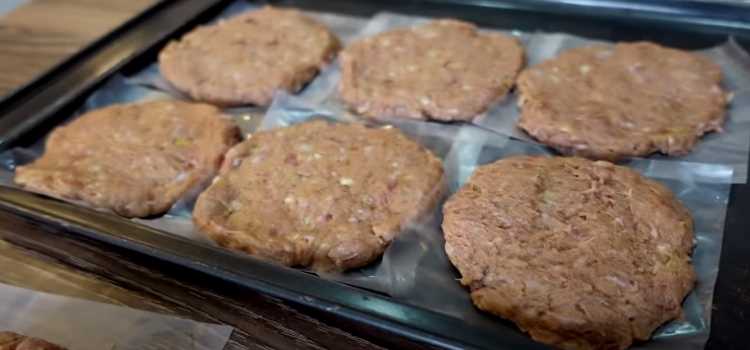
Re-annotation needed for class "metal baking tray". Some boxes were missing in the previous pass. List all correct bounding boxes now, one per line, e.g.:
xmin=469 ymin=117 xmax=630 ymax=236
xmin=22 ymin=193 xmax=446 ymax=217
xmin=0 ymin=0 xmax=749 ymax=349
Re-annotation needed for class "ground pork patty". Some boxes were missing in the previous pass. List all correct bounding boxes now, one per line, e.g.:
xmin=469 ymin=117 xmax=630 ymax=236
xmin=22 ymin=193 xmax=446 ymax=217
xmin=442 ymin=156 xmax=695 ymax=350
xmin=516 ymin=42 xmax=729 ymax=162
xmin=14 ymin=100 xmax=240 ymax=218
xmin=0 ymin=332 xmax=68 ymax=350
xmin=339 ymin=19 xmax=524 ymax=121
xmin=193 ymin=121 xmax=446 ymax=272
xmin=158 ymin=6 xmax=340 ymax=107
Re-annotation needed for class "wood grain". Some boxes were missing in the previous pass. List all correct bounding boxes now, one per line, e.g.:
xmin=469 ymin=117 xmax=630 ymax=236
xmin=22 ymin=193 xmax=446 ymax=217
xmin=0 ymin=0 xmax=160 ymax=96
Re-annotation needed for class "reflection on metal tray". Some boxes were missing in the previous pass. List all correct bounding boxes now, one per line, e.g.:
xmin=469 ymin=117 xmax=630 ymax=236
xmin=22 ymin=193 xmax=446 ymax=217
xmin=0 ymin=1 xmax=749 ymax=350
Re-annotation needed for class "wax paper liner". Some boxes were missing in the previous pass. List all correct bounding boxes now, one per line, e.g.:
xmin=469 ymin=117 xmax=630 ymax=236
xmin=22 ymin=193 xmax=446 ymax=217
xmin=474 ymin=33 xmax=750 ymax=184
xmin=384 ymin=124 xmax=729 ymax=350
xmin=0 ymin=282 xmax=232 ymax=350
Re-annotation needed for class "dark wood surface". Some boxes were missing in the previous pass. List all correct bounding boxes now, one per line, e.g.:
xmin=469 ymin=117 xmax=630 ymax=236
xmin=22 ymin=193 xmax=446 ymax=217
xmin=0 ymin=0 xmax=161 ymax=95
xmin=0 ymin=1 xmax=412 ymax=349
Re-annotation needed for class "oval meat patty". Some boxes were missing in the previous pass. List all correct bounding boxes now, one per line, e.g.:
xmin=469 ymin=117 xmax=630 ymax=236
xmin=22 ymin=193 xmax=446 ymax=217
xmin=442 ymin=156 xmax=695 ymax=350
xmin=159 ymin=6 xmax=341 ymax=107
xmin=15 ymin=100 xmax=240 ymax=218
xmin=0 ymin=332 xmax=68 ymax=350
xmin=339 ymin=19 xmax=524 ymax=121
xmin=517 ymin=42 xmax=729 ymax=161
xmin=193 ymin=121 xmax=445 ymax=272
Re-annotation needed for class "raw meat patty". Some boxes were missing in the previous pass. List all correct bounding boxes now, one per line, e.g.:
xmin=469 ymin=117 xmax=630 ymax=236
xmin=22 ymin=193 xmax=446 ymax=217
xmin=339 ymin=19 xmax=524 ymax=121
xmin=193 ymin=121 xmax=445 ymax=272
xmin=517 ymin=42 xmax=729 ymax=161
xmin=442 ymin=156 xmax=695 ymax=350
xmin=15 ymin=100 xmax=240 ymax=218
xmin=159 ymin=6 xmax=341 ymax=107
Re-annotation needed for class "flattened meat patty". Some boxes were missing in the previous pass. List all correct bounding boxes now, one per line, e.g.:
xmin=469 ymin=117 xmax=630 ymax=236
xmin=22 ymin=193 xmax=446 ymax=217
xmin=193 ymin=121 xmax=445 ymax=272
xmin=339 ymin=19 xmax=524 ymax=121
xmin=159 ymin=6 xmax=341 ymax=107
xmin=0 ymin=332 xmax=68 ymax=350
xmin=517 ymin=42 xmax=729 ymax=161
xmin=442 ymin=156 xmax=695 ymax=350
xmin=15 ymin=100 xmax=240 ymax=218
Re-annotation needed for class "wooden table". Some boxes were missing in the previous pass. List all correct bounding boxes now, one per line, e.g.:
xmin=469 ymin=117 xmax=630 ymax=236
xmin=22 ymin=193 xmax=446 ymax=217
xmin=0 ymin=0 xmax=161 ymax=95
xmin=0 ymin=1 xmax=401 ymax=349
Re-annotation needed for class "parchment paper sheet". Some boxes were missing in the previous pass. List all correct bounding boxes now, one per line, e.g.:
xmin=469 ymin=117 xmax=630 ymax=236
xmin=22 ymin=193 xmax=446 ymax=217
xmin=0 ymin=282 xmax=232 ymax=350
